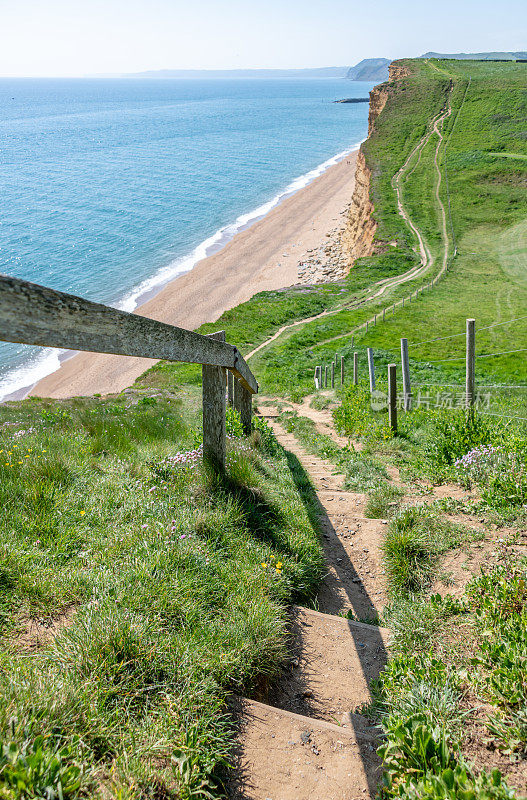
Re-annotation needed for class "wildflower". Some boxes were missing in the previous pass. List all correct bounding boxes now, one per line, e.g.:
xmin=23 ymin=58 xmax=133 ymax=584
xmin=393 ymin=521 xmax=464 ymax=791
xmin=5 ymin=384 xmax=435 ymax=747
xmin=261 ymin=562 xmax=267 ymax=568
xmin=141 ymin=524 xmax=148 ymax=529
xmin=276 ymin=562 xmax=283 ymax=569
xmin=80 ymin=510 xmax=85 ymax=516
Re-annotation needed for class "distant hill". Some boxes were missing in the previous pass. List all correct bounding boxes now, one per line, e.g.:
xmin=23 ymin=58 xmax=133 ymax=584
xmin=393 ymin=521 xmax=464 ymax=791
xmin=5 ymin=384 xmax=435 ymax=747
xmin=420 ymin=51 xmax=527 ymax=61
xmin=126 ymin=67 xmax=349 ymax=79
xmin=346 ymin=58 xmax=391 ymax=81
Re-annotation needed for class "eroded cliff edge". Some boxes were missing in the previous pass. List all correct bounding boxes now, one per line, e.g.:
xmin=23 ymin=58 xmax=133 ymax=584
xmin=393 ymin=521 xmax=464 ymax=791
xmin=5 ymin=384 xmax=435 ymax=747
xmin=339 ymin=61 xmax=408 ymax=269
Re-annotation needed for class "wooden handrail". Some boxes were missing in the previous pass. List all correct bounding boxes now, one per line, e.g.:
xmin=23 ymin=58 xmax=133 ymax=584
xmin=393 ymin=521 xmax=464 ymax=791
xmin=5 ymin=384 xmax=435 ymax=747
xmin=0 ymin=274 xmax=259 ymax=469
xmin=0 ymin=275 xmax=257 ymax=393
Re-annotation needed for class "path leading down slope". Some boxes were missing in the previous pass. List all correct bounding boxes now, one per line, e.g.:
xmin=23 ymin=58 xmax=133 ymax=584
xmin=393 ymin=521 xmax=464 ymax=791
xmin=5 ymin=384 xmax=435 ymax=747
xmin=230 ymin=407 xmax=390 ymax=800
xmin=247 ymin=84 xmax=455 ymax=363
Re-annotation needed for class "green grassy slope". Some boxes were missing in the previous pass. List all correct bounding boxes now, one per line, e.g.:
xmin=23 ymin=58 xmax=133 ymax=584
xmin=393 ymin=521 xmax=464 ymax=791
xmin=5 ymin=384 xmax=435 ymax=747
xmin=0 ymin=389 xmax=323 ymax=797
xmin=351 ymin=58 xmax=527 ymax=383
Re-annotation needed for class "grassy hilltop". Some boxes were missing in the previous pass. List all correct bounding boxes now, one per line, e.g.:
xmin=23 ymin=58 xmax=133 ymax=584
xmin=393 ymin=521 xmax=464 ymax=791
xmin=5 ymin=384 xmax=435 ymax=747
xmin=361 ymin=58 xmax=527 ymax=381
xmin=0 ymin=58 xmax=526 ymax=798
xmin=148 ymin=58 xmax=527 ymax=395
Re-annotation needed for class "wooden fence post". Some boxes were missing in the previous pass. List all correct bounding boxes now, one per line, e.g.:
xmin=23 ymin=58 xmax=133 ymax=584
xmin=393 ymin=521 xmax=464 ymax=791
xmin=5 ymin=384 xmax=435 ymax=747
xmin=227 ymin=371 xmax=234 ymax=407
xmin=324 ymin=366 xmax=328 ymax=388
xmin=353 ymin=352 xmax=358 ymax=385
xmin=400 ymin=337 xmax=412 ymax=411
xmin=233 ymin=376 xmax=252 ymax=436
xmin=374 ymin=314 xmax=377 ymax=326
xmin=388 ymin=363 xmax=397 ymax=435
xmin=331 ymin=362 xmax=335 ymax=388
xmin=203 ymin=331 xmax=226 ymax=470
xmin=466 ymin=318 xmax=475 ymax=410
xmin=367 ymin=347 xmax=376 ymax=392
xmin=340 ymin=356 xmax=344 ymax=386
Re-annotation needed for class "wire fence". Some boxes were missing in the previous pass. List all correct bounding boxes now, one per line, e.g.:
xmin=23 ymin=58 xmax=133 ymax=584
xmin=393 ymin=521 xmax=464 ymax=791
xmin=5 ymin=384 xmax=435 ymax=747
xmin=313 ymin=315 xmax=526 ymax=432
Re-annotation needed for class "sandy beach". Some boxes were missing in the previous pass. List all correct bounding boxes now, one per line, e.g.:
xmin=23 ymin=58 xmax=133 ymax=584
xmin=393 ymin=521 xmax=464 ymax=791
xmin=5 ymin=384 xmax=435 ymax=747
xmin=30 ymin=149 xmax=358 ymax=399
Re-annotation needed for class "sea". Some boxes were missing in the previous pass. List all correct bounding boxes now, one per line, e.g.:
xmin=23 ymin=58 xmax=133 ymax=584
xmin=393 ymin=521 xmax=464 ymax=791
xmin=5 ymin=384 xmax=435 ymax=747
xmin=0 ymin=77 xmax=373 ymax=399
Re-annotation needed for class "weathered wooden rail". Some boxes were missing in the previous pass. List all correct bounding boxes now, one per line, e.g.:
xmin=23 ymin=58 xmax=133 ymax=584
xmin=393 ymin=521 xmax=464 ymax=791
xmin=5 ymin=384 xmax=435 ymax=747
xmin=0 ymin=275 xmax=258 ymax=469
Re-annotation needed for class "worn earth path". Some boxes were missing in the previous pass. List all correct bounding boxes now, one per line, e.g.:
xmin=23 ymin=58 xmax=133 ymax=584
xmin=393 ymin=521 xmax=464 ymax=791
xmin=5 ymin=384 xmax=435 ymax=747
xmin=246 ymin=87 xmax=455 ymax=365
xmin=229 ymin=403 xmax=390 ymax=800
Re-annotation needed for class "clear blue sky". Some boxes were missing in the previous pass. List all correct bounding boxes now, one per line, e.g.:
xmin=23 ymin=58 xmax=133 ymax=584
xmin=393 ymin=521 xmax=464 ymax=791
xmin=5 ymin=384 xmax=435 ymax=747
xmin=1 ymin=0 xmax=525 ymax=77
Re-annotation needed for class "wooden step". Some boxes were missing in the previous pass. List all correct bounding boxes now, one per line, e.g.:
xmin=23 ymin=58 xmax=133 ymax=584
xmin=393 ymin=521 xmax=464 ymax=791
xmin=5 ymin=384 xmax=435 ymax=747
xmin=233 ymin=416 xmax=390 ymax=798
xmin=229 ymin=698 xmax=381 ymax=800
xmin=266 ymin=607 xmax=389 ymax=724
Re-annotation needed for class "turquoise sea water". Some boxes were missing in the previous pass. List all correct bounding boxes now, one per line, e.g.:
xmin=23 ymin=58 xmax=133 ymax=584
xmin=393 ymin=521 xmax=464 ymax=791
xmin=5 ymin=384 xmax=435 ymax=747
xmin=0 ymin=77 xmax=372 ymax=397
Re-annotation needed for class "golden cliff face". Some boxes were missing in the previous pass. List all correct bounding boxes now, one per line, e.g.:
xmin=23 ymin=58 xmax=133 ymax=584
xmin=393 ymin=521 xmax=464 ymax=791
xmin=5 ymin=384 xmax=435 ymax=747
xmin=339 ymin=87 xmax=384 ymax=267
xmin=368 ymin=84 xmax=390 ymax=135
xmin=339 ymin=150 xmax=377 ymax=263
xmin=339 ymin=60 xmax=408 ymax=271
xmin=388 ymin=61 xmax=410 ymax=81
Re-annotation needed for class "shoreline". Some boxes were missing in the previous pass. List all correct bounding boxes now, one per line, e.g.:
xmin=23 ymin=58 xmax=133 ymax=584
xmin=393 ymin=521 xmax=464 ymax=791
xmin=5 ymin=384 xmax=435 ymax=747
xmin=21 ymin=146 xmax=359 ymax=400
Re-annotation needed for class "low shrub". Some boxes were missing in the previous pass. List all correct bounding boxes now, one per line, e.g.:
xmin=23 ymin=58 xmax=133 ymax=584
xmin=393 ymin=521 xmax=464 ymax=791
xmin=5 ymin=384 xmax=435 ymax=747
xmin=383 ymin=507 xmax=461 ymax=594
xmin=455 ymin=442 xmax=527 ymax=509
xmin=333 ymin=384 xmax=393 ymax=442
xmin=425 ymin=410 xmax=493 ymax=467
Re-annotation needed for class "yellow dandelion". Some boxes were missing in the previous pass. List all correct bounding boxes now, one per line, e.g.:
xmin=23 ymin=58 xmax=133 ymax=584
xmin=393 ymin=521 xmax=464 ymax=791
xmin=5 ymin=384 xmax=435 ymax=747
xmin=276 ymin=562 xmax=283 ymax=569
xmin=261 ymin=563 xmax=267 ymax=569
xmin=80 ymin=510 xmax=85 ymax=516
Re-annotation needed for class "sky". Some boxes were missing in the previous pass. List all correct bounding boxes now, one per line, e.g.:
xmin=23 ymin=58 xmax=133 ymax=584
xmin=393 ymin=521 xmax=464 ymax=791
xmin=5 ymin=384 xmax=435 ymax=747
xmin=0 ymin=0 xmax=526 ymax=77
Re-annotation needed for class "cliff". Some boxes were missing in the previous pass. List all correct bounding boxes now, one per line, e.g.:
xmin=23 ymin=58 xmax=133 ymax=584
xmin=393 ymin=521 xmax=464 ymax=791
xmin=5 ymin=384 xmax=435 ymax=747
xmin=346 ymin=58 xmax=391 ymax=82
xmin=338 ymin=67 xmax=399 ymax=267
xmin=368 ymin=81 xmax=390 ymax=135
xmin=388 ymin=61 xmax=411 ymax=81
xmin=339 ymin=150 xmax=377 ymax=263
xmin=338 ymin=58 xmax=413 ymax=270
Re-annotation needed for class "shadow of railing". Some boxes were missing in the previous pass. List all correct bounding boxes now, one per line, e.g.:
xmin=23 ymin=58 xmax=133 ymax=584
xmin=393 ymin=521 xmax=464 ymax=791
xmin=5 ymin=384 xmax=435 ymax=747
xmin=282 ymin=447 xmax=388 ymax=797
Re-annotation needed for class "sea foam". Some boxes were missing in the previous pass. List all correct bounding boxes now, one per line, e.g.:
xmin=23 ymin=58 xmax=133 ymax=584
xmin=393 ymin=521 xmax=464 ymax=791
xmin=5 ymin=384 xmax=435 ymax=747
xmin=117 ymin=142 xmax=363 ymax=314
